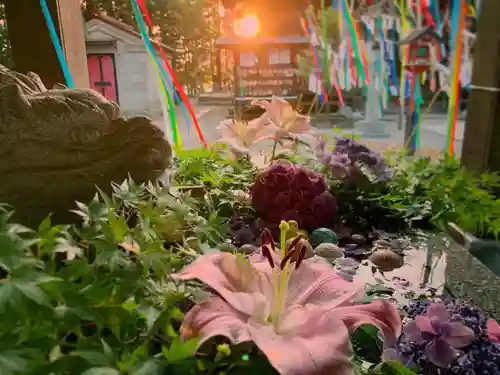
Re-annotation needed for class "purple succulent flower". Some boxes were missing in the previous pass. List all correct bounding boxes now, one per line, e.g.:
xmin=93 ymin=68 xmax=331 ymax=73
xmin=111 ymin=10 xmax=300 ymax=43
xmin=403 ymin=302 xmax=475 ymax=368
xmin=378 ymin=331 xmax=415 ymax=367
xmin=381 ymin=348 xmax=413 ymax=366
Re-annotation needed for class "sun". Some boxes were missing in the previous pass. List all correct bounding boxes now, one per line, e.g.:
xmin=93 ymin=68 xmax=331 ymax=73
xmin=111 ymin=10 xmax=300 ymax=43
xmin=233 ymin=14 xmax=260 ymax=38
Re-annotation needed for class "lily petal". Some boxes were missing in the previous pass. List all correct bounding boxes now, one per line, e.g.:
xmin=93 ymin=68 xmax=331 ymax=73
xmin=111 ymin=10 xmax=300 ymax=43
xmin=217 ymin=119 xmax=244 ymax=139
xmin=217 ymin=116 xmax=275 ymax=153
xmin=443 ymin=322 xmax=475 ymax=348
xmin=172 ymin=253 xmax=271 ymax=315
xmin=487 ymin=319 xmax=500 ymax=343
xmin=250 ymin=306 xmax=354 ymax=375
xmin=330 ymin=299 xmax=402 ymax=342
xmin=245 ymin=115 xmax=275 ymax=140
xmin=252 ymin=99 xmax=280 ymax=126
xmin=425 ymin=338 xmax=459 ymax=368
xmin=286 ymin=114 xmax=311 ymax=134
xmin=181 ymin=296 xmax=251 ymax=346
xmin=286 ymin=258 xmax=363 ymax=308
xmin=272 ymin=95 xmax=294 ymax=120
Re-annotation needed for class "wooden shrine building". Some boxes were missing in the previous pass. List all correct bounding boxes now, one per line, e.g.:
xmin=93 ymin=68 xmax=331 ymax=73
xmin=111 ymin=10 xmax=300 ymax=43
xmin=215 ymin=3 xmax=310 ymax=118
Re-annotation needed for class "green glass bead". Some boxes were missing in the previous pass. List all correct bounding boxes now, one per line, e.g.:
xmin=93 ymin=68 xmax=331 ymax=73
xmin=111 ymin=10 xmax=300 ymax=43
xmin=310 ymin=228 xmax=338 ymax=247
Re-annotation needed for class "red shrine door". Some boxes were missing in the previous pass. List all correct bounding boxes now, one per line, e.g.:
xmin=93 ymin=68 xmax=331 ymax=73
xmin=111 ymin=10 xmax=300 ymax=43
xmin=87 ymin=54 xmax=118 ymax=103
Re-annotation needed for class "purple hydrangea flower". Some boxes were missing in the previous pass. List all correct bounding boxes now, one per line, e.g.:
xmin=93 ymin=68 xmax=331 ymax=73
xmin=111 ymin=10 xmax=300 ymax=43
xmin=403 ymin=302 xmax=475 ymax=368
xmin=316 ymin=136 xmax=393 ymax=183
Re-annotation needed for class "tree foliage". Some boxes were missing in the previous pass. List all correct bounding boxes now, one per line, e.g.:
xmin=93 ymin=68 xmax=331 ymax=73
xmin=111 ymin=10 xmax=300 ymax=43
xmin=0 ymin=1 xmax=219 ymax=92
xmin=83 ymin=0 xmax=221 ymax=93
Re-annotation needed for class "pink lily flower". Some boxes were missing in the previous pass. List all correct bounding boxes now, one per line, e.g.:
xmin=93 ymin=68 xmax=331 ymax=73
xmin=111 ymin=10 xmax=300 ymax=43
xmin=173 ymin=223 xmax=402 ymax=375
xmin=216 ymin=116 xmax=276 ymax=154
xmin=251 ymin=96 xmax=314 ymax=140
xmin=487 ymin=319 xmax=500 ymax=344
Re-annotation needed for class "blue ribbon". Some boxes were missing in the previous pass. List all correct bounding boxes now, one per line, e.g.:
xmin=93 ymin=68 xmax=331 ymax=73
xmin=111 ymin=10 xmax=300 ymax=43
xmin=450 ymin=0 xmax=460 ymax=56
xmin=378 ymin=21 xmax=399 ymax=96
xmin=430 ymin=0 xmax=441 ymax=31
xmin=39 ymin=0 xmax=75 ymax=88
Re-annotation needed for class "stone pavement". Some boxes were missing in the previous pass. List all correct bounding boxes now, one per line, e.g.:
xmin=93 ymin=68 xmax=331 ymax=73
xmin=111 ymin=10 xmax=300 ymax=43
xmin=154 ymin=103 xmax=465 ymax=157
xmin=332 ymin=114 xmax=465 ymax=156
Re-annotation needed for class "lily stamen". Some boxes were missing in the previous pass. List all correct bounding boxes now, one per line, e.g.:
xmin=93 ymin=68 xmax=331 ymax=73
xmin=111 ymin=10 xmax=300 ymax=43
xmin=262 ymin=244 xmax=275 ymax=268
xmin=285 ymin=235 xmax=303 ymax=255
xmin=280 ymin=249 xmax=297 ymax=269
xmin=260 ymin=228 xmax=276 ymax=250
xmin=261 ymin=224 xmax=310 ymax=327
xmin=295 ymin=244 xmax=307 ymax=269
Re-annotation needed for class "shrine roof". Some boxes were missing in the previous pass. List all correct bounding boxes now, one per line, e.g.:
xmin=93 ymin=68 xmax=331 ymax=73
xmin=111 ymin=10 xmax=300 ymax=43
xmin=90 ymin=13 xmax=176 ymax=54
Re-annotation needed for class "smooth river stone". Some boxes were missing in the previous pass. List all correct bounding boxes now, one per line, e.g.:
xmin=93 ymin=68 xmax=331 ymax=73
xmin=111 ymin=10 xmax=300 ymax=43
xmin=310 ymin=228 xmax=339 ymax=247
xmin=314 ymin=243 xmax=343 ymax=260
xmin=350 ymin=234 xmax=367 ymax=245
xmin=368 ymin=249 xmax=404 ymax=272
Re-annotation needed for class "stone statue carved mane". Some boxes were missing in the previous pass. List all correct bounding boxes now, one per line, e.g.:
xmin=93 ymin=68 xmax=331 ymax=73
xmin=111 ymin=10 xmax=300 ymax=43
xmin=0 ymin=65 xmax=172 ymax=226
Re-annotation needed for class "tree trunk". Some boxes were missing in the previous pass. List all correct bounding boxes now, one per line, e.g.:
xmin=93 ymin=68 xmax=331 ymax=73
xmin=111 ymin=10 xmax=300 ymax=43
xmin=461 ymin=0 xmax=500 ymax=173
xmin=4 ymin=0 xmax=89 ymax=88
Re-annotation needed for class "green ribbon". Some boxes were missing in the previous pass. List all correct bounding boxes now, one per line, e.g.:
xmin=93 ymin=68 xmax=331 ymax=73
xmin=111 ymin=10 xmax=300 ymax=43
xmin=341 ymin=0 xmax=366 ymax=85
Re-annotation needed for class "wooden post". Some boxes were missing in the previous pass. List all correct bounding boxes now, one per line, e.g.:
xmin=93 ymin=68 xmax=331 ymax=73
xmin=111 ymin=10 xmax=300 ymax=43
xmin=4 ymin=0 xmax=89 ymax=89
xmin=461 ymin=0 xmax=500 ymax=173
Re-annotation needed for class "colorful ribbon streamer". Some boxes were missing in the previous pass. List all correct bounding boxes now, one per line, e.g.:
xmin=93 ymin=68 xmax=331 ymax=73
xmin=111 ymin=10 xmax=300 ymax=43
xmin=321 ymin=0 xmax=330 ymax=88
xmin=39 ymin=0 xmax=75 ymax=88
xmin=398 ymin=0 xmax=410 ymax=124
xmin=136 ymin=0 xmax=206 ymax=147
xmin=340 ymin=0 xmax=369 ymax=85
xmin=446 ymin=0 xmax=467 ymax=156
xmin=130 ymin=0 xmax=180 ymax=147
xmin=302 ymin=12 xmax=329 ymax=102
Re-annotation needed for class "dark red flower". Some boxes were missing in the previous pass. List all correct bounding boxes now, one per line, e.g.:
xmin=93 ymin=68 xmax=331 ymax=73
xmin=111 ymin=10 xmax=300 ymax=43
xmin=250 ymin=162 xmax=337 ymax=231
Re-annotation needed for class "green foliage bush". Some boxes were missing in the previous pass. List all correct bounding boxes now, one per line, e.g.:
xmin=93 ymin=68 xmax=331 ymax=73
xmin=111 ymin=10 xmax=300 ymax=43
xmin=380 ymin=155 xmax=500 ymax=238
xmin=2 ymin=145 xmax=500 ymax=375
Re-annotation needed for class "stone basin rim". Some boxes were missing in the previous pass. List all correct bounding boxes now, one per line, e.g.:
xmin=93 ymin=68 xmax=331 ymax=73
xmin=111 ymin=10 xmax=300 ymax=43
xmin=446 ymin=222 xmax=500 ymax=253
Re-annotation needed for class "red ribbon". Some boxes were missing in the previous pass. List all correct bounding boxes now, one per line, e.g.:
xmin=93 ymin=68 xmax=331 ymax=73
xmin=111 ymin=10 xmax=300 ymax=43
xmin=136 ymin=0 xmax=207 ymax=147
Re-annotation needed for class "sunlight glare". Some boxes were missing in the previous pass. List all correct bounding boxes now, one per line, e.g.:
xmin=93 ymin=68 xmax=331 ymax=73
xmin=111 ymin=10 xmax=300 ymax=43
xmin=218 ymin=4 xmax=225 ymax=18
xmin=233 ymin=14 xmax=260 ymax=38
